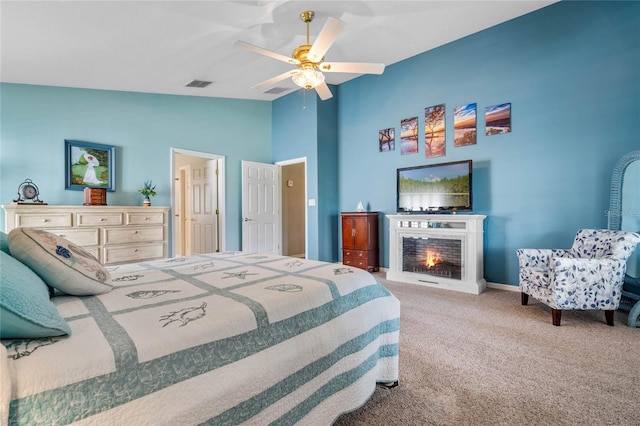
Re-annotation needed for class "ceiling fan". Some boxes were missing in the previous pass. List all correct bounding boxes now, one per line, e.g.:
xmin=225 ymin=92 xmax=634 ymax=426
xmin=234 ymin=10 xmax=385 ymax=100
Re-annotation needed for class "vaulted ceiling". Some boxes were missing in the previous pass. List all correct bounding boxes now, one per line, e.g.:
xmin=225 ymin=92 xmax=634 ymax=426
xmin=0 ymin=1 xmax=557 ymax=101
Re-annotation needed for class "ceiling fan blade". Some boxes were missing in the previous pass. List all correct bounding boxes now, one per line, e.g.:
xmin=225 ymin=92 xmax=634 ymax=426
xmin=233 ymin=40 xmax=299 ymax=65
xmin=320 ymin=62 xmax=385 ymax=75
xmin=315 ymin=82 xmax=333 ymax=100
xmin=253 ymin=70 xmax=299 ymax=91
xmin=307 ymin=17 xmax=345 ymax=63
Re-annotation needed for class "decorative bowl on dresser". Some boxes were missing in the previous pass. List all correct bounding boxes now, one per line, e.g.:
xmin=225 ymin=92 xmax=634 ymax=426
xmin=2 ymin=204 xmax=169 ymax=265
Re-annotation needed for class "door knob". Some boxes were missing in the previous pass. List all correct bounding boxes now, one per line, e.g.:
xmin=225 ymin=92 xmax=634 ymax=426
xmin=243 ymin=217 xmax=252 ymax=222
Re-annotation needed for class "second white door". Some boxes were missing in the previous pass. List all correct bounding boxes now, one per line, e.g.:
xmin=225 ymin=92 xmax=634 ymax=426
xmin=241 ymin=160 xmax=280 ymax=254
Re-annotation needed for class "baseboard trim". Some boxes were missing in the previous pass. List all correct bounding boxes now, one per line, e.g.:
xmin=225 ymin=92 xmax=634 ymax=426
xmin=487 ymin=282 xmax=520 ymax=292
xmin=369 ymin=266 xmax=519 ymax=292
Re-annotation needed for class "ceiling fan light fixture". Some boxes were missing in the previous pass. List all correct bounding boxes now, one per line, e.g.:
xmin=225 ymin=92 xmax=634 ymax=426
xmin=292 ymin=69 xmax=325 ymax=90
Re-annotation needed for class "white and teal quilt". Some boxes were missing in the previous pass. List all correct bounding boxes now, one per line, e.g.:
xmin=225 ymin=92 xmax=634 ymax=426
xmin=2 ymin=252 xmax=400 ymax=425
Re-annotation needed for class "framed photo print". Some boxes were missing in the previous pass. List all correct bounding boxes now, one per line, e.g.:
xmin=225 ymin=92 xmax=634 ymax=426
xmin=454 ymin=103 xmax=477 ymax=147
xmin=379 ymin=127 xmax=395 ymax=152
xmin=400 ymin=116 xmax=419 ymax=155
xmin=425 ymin=104 xmax=446 ymax=158
xmin=485 ymin=102 xmax=511 ymax=135
xmin=65 ymin=139 xmax=116 ymax=191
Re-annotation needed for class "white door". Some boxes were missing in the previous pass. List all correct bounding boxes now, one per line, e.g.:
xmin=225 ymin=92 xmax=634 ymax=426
xmin=189 ymin=160 xmax=218 ymax=254
xmin=241 ymin=160 xmax=281 ymax=254
xmin=174 ymin=168 xmax=186 ymax=256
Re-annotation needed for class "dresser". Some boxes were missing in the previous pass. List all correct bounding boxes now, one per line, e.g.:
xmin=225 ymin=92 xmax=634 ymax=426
xmin=341 ymin=212 xmax=379 ymax=272
xmin=2 ymin=204 xmax=169 ymax=265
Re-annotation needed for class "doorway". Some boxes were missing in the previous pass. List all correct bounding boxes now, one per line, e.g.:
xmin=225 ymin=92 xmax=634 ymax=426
xmin=171 ymin=148 xmax=226 ymax=257
xmin=278 ymin=158 xmax=307 ymax=259
xmin=240 ymin=157 xmax=307 ymax=258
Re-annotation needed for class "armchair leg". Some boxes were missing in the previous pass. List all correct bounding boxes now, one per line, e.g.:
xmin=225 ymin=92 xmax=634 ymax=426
xmin=551 ymin=309 xmax=562 ymax=326
xmin=521 ymin=292 xmax=529 ymax=306
xmin=605 ymin=310 xmax=614 ymax=326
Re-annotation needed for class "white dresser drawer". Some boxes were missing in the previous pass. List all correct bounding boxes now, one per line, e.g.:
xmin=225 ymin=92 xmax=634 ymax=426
xmin=103 ymin=243 xmax=165 ymax=264
xmin=85 ymin=246 xmax=100 ymax=261
xmin=15 ymin=213 xmax=73 ymax=228
xmin=48 ymin=228 xmax=100 ymax=246
xmin=127 ymin=211 xmax=165 ymax=226
xmin=102 ymin=226 xmax=164 ymax=245
xmin=76 ymin=212 xmax=123 ymax=227
xmin=3 ymin=205 xmax=169 ymax=266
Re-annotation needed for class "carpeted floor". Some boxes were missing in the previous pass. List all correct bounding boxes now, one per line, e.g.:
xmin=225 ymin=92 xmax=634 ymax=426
xmin=333 ymin=272 xmax=640 ymax=426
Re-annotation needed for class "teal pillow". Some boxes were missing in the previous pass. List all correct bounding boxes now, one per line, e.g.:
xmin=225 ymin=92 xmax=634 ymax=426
xmin=8 ymin=228 xmax=112 ymax=296
xmin=0 ymin=251 xmax=72 ymax=338
xmin=0 ymin=231 xmax=9 ymax=254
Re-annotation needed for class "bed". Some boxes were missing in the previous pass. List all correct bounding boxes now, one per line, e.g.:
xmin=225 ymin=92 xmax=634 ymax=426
xmin=0 ymin=228 xmax=400 ymax=425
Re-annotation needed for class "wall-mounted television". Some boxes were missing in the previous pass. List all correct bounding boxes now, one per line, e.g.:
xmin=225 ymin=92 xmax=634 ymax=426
xmin=397 ymin=160 xmax=472 ymax=213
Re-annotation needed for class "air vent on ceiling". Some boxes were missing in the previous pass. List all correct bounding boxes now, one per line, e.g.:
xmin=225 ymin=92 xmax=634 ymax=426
xmin=186 ymin=80 xmax=214 ymax=88
xmin=263 ymin=87 xmax=290 ymax=95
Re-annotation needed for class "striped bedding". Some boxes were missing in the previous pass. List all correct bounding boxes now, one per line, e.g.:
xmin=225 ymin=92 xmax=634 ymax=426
xmin=2 ymin=252 xmax=400 ymax=425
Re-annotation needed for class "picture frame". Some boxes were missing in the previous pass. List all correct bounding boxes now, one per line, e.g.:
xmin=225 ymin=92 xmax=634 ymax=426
xmin=425 ymin=104 xmax=446 ymax=158
xmin=65 ymin=140 xmax=116 ymax=191
xmin=454 ymin=103 xmax=477 ymax=147
xmin=485 ymin=102 xmax=511 ymax=136
xmin=379 ymin=127 xmax=395 ymax=152
xmin=400 ymin=116 xmax=419 ymax=155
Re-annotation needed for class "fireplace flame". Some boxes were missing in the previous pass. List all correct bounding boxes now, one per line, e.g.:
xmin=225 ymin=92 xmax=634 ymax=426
xmin=425 ymin=250 xmax=442 ymax=268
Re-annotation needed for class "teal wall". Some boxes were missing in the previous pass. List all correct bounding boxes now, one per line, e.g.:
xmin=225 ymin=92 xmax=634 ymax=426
xmin=0 ymin=84 xmax=271 ymax=250
xmin=335 ymin=1 xmax=640 ymax=285
xmin=2 ymin=1 xmax=638 ymax=286
xmin=272 ymin=86 xmax=339 ymax=262
xmin=316 ymin=94 xmax=339 ymax=262
xmin=271 ymin=92 xmax=319 ymax=258
xmin=271 ymin=89 xmax=339 ymax=263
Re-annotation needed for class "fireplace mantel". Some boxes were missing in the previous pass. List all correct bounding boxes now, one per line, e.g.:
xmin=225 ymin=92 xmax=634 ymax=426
xmin=386 ymin=214 xmax=486 ymax=294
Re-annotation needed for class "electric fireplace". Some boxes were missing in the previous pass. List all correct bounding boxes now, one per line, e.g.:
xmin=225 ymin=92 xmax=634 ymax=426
xmin=386 ymin=214 xmax=486 ymax=294
xmin=402 ymin=237 xmax=462 ymax=280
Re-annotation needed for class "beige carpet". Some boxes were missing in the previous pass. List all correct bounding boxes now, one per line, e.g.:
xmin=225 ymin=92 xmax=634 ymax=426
xmin=334 ymin=272 xmax=640 ymax=426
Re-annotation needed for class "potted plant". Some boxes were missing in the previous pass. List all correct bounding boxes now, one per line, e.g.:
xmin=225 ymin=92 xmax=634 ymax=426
xmin=138 ymin=180 xmax=157 ymax=207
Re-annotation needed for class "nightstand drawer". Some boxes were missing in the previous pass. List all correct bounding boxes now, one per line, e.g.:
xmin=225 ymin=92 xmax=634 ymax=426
xmin=127 ymin=211 xmax=165 ymax=226
xmin=343 ymin=249 xmax=368 ymax=259
xmin=15 ymin=213 xmax=72 ymax=228
xmin=103 ymin=243 xmax=164 ymax=264
xmin=103 ymin=226 xmax=164 ymax=245
xmin=342 ymin=248 xmax=378 ymax=272
xmin=48 ymin=228 xmax=100 ymax=246
xmin=76 ymin=212 xmax=123 ymax=227
xmin=342 ymin=258 xmax=368 ymax=269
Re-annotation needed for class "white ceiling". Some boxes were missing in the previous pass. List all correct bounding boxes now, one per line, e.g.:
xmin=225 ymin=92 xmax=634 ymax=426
xmin=0 ymin=1 xmax=557 ymax=101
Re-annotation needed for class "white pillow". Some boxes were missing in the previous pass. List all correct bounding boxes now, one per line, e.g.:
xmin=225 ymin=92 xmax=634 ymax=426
xmin=8 ymin=228 xmax=112 ymax=296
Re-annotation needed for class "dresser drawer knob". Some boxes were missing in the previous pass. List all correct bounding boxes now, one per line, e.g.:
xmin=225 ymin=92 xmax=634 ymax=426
xmin=99 ymin=218 xmax=105 ymax=222
xmin=42 ymin=219 xmax=48 ymax=222
xmin=133 ymin=230 xmax=138 ymax=234
xmin=134 ymin=248 xmax=139 ymax=252
xmin=144 ymin=217 xmax=150 ymax=221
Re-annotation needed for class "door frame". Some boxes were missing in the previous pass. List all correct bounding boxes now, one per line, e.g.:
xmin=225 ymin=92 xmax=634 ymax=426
xmin=276 ymin=157 xmax=307 ymax=259
xmin=170 ymin=147 xmax=226 ymax=257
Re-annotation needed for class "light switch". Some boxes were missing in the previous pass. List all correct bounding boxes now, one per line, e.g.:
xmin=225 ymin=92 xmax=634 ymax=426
xmin=287 ymin=180 xmax=294 ymax=187
xmin=308 ymin=198 xmax=316 ymax=206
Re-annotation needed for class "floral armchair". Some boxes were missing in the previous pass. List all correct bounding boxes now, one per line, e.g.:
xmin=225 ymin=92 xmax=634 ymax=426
xmin=517 ymin=229 xmax=640 ymax=326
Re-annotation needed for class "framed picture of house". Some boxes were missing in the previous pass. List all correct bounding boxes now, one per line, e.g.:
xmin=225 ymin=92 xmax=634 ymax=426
xmin=65 ymin=139 xmax=116 ymax=191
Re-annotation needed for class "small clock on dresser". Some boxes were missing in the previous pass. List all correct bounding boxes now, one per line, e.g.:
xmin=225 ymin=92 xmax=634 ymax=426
xmin=13 ymin=179 xmax=46 ymax=204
